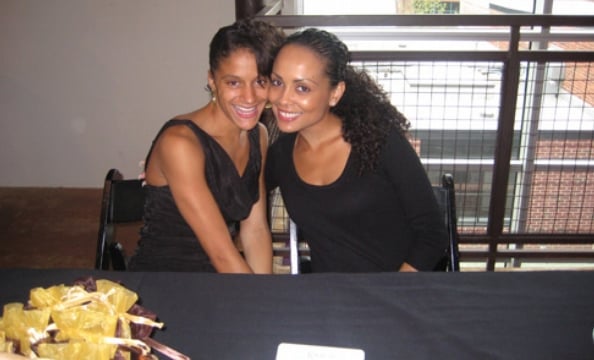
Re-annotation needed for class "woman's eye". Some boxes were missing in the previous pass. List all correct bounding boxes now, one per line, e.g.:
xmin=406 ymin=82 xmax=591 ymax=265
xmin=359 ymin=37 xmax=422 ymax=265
xmin=296 ymin=85 xmax=310 ymax=93
xmin=256 ymin=79 xmax=268 ymax=87
xmin=270 ymin=79 xmax=282 ymax=87
xmin=227 ymin=80 xmax=240 ymax=87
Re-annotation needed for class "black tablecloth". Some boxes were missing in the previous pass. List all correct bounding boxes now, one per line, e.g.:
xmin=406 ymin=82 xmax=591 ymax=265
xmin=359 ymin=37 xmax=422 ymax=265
xmin=1 ymin=269 xmax=593 ymax=360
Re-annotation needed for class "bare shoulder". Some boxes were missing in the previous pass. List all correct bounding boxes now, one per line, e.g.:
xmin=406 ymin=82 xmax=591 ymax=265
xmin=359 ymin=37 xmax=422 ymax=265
xmin=159 ymin=123 xmax=198 ymax=145
xmin=153 ymin=123 xmax=205 ymax=163
xmin=149 ymin=123 xmax=205 ymax=185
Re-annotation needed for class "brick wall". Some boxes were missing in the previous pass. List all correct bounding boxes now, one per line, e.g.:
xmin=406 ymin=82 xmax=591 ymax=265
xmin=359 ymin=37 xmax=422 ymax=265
xmin=552 ymin=42 xmax=594 ymax=106
xmin=536 ymin=138 xmax=594 ymax=159
xmin=527 ymin=169 xmax=594 ymax=233
xmin=521 ymin=137 xmax=593 ymax=233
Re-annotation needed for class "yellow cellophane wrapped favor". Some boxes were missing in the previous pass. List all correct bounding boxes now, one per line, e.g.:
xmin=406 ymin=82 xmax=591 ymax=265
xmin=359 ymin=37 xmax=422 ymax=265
xmin=37 ymin=340 xmax=114 ymax=360
xmin=51 ymin=307 xmax=119 ymax=343
xmin=0 ymin=277 xmax=185 ymax=360
xmin=29 ymin=284 xmax=72 ymax=309
xmin=95 ymin=279 xmax=138 ymax=313
xmin=1 ymin=303 xmax=51 ymax=356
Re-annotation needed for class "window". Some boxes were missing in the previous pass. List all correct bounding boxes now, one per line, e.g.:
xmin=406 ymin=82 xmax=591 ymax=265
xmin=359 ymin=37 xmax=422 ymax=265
xmin=266 ymin=0 xmax=594 ymax=270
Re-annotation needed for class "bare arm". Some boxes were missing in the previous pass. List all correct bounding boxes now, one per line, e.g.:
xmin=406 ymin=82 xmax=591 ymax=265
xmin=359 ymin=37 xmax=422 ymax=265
xmin=147 ymin=126 xmax=252 ymax=273
xmin=238 ymin=123 xmax=273 ymax=274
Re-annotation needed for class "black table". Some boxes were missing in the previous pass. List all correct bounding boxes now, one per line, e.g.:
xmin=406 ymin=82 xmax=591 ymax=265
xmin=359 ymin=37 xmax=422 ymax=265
xmin=1 ymin=269 xmax=593 ymax=360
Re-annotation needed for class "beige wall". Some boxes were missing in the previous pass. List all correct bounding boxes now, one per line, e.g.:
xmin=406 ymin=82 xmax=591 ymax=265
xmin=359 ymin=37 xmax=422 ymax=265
xmin=0 ymin=0 xmax=234 ymax=187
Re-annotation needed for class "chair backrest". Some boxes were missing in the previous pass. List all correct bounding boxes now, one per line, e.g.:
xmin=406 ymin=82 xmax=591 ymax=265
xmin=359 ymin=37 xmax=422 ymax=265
xmin=431 ymin=173 xmax=461 ymax=272
xmin=287 ymin=173 xmax=461 ymax=273
xmin=95 ymin=169 xmax=145 ymax=270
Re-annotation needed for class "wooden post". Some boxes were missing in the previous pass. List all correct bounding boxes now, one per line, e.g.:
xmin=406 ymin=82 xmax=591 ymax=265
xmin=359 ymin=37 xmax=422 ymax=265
xmin=235 ymin=0 xmax=265 ymax=19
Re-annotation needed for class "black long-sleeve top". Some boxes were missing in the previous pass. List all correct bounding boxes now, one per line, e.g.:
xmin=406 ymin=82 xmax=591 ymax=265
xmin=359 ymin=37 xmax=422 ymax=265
xmin=266 ymin=128 xmax=448 ymax=272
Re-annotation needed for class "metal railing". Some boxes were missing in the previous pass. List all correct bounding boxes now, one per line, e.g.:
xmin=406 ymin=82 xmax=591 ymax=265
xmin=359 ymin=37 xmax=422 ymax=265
xmin=256 ymin=8 xmax=594 ymax=270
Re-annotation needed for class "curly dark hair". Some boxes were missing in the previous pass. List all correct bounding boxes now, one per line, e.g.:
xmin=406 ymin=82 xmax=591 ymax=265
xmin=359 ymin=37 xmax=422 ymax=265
xmin=282 ymin=28 xmax=410 ymax=174
xmin=209 ymin=18 xmax=285 ymax=77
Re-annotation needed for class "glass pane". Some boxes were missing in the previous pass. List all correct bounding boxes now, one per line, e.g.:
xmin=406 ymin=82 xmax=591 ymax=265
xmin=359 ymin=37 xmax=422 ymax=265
xmin=358 ymin=60 xmax=505 ymax=235
xmin=509 ymin=61 xmax=594 ymax=235
xmin=293 ymin=0 xmax=594 ymax=16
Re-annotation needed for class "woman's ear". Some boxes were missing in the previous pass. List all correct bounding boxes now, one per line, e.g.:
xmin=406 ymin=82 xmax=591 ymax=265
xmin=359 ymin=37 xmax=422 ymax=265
xmin=207 ymin=70 xmax=216 ymax=94
xmin=329 ymin=81 xmax=346 ymax=107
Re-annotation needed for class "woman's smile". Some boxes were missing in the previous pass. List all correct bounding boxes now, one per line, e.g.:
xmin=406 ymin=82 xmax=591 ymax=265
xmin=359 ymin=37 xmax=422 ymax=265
xmin=275 ymin=108 xmax=301 ymax=122
xmin=233 ymin=104 xmax=260 ymax=119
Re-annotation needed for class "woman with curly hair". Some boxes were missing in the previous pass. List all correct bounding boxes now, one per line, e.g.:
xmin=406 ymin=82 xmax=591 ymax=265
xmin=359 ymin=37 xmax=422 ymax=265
xmin=265 ymin=28 xmax=447 ymax=272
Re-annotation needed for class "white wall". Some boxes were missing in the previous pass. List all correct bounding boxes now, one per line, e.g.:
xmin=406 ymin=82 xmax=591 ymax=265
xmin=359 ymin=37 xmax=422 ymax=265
xmin=303 ymin=0 xmax=397 ymax=14
xmin=0 ymin=0 xmax=234 ymax=187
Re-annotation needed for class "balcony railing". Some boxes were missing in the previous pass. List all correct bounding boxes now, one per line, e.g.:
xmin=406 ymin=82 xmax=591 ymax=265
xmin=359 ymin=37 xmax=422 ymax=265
xmin=254 ymin=6 xmax=594 ymax=270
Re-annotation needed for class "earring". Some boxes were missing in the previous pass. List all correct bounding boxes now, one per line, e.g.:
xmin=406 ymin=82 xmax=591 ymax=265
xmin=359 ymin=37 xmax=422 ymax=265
xmin=212 ymin=96 xmax=216 ymax=103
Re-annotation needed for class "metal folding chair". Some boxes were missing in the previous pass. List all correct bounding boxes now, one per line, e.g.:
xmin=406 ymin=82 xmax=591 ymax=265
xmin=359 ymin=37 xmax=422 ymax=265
xmin=95 ymin=168 xmax=144 ymax=270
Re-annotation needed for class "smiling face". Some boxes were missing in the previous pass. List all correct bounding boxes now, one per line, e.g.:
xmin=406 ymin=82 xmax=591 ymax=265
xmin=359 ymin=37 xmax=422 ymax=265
xmin=208 ymin=48 xmax=269 ymax=130
xmin=269 ymin=44 xmax=344 ymax=133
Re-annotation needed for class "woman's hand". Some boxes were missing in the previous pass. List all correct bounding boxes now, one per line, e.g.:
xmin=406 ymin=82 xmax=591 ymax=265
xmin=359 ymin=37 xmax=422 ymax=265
xmin=399 ymin=262 xmax=418 ymax=272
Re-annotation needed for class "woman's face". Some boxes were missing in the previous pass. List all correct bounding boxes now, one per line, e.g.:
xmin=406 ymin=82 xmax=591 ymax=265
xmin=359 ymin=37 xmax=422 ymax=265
xmin=269 ymin=44 xmax=343 ymax=133
xmin=208 ymin=48 xmax=269 ymax=131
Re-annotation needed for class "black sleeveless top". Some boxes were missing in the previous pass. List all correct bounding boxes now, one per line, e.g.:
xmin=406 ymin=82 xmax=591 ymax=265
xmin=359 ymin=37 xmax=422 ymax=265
xmin=127 ymin=119 xmax=261 ymax=272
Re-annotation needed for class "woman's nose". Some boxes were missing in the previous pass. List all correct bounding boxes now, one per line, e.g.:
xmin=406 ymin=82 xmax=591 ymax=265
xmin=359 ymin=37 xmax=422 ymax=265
xmin=242 ymin=86 xmax=256 ymax=103
xmin=271 ymin=87 xmax=289 ymax=105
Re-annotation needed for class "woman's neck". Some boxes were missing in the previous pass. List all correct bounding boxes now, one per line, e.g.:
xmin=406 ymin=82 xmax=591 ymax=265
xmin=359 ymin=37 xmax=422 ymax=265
xmin=296 ymin=113 xmax=344 ymax=151
xmin=193 ymin=101 xmax=245 ymax=141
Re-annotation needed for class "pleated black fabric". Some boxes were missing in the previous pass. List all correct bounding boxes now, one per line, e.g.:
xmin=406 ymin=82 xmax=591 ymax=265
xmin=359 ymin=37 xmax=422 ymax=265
xmin=128 ymin=119 xmax=261 ymax=272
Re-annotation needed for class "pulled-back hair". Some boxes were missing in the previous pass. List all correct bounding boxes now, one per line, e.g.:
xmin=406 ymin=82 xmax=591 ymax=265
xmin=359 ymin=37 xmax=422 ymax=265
xmin=282 ymin=28 xmax=410 ymax=174
xmin=209 ymin=18 xmax=285 ymax=77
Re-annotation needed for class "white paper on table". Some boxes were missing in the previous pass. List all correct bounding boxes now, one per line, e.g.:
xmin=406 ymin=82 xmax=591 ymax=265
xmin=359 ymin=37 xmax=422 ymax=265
xmin=275 ymin=342 xmax=365 ymax=360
